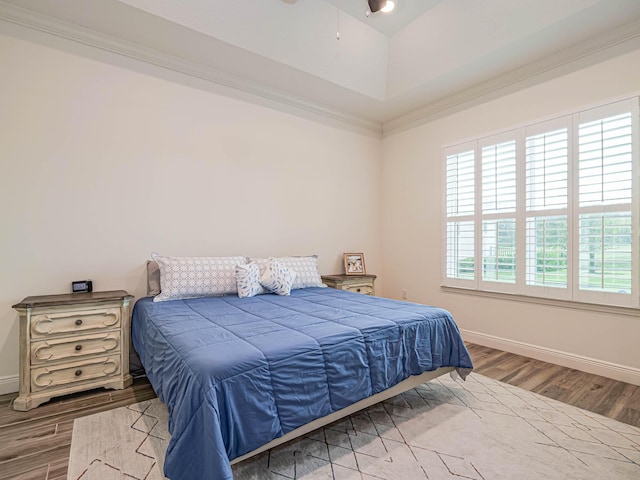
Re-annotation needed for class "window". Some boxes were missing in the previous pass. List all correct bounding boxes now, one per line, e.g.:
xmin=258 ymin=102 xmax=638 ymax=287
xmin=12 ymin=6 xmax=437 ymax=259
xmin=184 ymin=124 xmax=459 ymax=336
xmin=442 ymin=98 xmax=638 ymax=307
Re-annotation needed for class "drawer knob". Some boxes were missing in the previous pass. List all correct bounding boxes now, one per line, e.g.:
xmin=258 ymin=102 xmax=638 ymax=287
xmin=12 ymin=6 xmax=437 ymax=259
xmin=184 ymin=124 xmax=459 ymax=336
xmin=75 ymin=319 xmax=83 ymax=326
xmin=75 ymin=345 xmax=83 ymax=351
xmin=357 ymin=288 xmax=361 ymax=292
xmin=75 ymin=369 xmax=83 ymax=377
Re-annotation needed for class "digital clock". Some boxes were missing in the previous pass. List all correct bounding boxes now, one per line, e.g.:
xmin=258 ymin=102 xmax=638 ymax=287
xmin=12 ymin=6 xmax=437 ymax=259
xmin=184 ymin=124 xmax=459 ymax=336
xmin=71 ymin=280 xmax=93 ymax=293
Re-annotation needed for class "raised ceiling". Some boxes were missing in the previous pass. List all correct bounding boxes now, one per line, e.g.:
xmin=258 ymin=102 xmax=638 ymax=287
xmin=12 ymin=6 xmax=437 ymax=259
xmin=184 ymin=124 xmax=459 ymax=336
xmin=2 ymin=0 xmax=640 ymax=133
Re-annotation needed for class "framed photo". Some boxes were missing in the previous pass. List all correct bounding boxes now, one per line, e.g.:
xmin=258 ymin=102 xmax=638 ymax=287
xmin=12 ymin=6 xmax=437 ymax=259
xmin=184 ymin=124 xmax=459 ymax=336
xmin=344 ymin=253 xmax=366 ymax=275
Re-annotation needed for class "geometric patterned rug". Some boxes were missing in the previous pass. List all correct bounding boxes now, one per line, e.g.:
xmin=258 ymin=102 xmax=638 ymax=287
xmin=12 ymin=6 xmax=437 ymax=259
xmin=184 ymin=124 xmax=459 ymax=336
xmin=67 ymin=373 xmax=640 ymax=479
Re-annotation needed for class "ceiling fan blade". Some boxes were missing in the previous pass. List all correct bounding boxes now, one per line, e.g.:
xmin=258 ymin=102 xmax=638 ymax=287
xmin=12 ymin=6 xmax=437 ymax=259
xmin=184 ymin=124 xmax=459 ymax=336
xmin=368 ymin=0 xmax=386 ymax=13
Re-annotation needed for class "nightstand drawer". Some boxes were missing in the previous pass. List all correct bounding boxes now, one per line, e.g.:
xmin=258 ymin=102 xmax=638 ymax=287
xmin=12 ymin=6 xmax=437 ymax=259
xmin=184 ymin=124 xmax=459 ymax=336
xmin=30 ymin=332 xmax=121 ymax=365
xmin=344 ymin=284 xmax=374 ymax=295
xmin=30 ymin=308 xmax=121 ymax=339
xmin=31 ymin=355 xmax=121 ymax=392
xmin=322 ymin=274 xmax=376 ymax=296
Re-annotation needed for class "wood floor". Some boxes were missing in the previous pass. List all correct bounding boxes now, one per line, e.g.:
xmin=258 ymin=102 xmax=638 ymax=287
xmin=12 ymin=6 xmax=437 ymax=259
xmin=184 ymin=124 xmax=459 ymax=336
xmin=467 ymin=344 xmax=640 ymax=427
xmin=1 ymin=344 xmax=638 ymax=480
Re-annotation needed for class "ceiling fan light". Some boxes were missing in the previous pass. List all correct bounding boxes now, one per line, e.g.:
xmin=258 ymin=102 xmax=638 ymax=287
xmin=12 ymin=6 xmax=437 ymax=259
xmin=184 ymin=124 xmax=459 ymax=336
xmin=380 ymin=1 xmax=395 ymax=13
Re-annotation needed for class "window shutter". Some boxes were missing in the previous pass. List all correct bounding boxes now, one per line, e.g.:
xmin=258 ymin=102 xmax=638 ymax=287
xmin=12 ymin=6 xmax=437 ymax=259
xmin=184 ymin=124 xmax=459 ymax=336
xmin=444 ymin=146 xmax=476 ymax=283
xmin=526 ymin=128 xmax=568 ymax=211
xmin=524 ymin=123 xmax=569 ymax=291
xmin=578 ymin=112 xmax=632 ymax=207
xmin=482 ymin=140 xmax=516 ymax=214
xmin=577 ymin=106 xmax=633 ymax=298
xmin=446 ymin=150 xmax=475 ymax=216
xmin=480 ymin=136 xmax=517 ymax=287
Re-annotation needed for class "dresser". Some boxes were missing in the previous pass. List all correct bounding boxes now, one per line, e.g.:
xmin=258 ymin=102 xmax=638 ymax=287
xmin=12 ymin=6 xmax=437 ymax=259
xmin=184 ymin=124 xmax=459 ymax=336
xmin=321 ymin=274 xmax=377 ymax=296
xmin=11 ymin=290 xmax=134 ymax=411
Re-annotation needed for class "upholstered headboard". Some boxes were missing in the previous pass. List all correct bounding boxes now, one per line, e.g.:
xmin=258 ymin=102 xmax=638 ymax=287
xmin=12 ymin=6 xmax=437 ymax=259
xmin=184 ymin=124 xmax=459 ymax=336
xmin=146 ymin=260 xmax=161 ymax=296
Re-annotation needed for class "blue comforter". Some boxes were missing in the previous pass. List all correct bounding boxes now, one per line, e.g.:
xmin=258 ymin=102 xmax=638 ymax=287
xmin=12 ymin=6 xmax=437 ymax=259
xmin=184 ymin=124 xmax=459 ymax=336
xmin=131 ymin=287 xmax=473 ymax=480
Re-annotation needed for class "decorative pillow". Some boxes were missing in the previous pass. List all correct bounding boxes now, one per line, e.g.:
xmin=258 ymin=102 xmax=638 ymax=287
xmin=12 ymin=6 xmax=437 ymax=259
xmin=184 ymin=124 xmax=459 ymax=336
xmin=146 ymin=260 xmax=161 ymax=296
xmin=251 ymin=257 xmax=271 ymax=275
xmin=235 ymin=262 xmax=262 ymax=298
xmin=249 ymin=255 xmax=324 ymax=290
xmin=279 ymin=256 xmax=325 ymax=289
xmin=152 ymin=254 xmax=247 ymax=302
xmin=259 ymin=258 xmax=297 ymax=296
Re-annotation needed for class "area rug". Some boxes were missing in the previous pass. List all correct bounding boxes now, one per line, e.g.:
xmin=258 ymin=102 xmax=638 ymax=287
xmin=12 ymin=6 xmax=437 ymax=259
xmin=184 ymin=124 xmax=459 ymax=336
xmin=67 ymin=373 xmax=640 ymax=479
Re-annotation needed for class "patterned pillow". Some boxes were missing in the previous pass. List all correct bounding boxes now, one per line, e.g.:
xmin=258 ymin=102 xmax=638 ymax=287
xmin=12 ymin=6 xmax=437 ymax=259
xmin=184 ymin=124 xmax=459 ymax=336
xmin=279 ymin=256 xmax=325 ymax=289
xmin=235 ymin=262 xmax=262 ymax=298
xmin=152 ymin=254 xmax=247 ymax=302
xmin=259 ymin=258 xmax=297 ymax=296
xmin=251 ymin=257 xmax=271 ymax=275
xmin=249 ymin=255 xmax=324 ymax=290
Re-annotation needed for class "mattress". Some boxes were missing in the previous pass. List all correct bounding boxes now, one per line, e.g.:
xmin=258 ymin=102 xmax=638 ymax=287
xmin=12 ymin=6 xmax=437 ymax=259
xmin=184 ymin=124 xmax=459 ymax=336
xmin=131 ymin=287 xmax=473 ymax=479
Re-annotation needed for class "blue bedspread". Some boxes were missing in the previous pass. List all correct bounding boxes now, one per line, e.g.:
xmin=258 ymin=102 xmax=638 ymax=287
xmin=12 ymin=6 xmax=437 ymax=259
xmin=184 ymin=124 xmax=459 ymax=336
xmin=131 ymin=287 xmax=473 ymax=480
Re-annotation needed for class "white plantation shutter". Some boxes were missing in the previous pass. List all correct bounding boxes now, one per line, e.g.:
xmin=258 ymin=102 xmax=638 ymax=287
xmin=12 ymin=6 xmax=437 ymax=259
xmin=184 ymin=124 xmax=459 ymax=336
xmin=446 ymin=221 xmax=475 ymax=279
xmin=481 ymin=219 xmax=516 ymax=283
xmin=442 ymin=96 xmax=638 ymax=308
xmin=526 ymin=127 xmax=568 ymax=211
xmin=575 ymin=101 xmax=636 ymax=305
xmin=524 ymin=119 xmax=570 ymax=296
xmin=479 ymin=134 xmax=517 ymax=289
xmin=482 ymin=140 xmax=516 ymax=213
xmin=578 ymin=112 xmax=632 ymax=207
xmin=578 ymin=213 xmax=632 ymax=293
xmin=446 ymin=149 xmax=475 ymax=216
xmin=444 ymin=144 xmax=476 ymax=285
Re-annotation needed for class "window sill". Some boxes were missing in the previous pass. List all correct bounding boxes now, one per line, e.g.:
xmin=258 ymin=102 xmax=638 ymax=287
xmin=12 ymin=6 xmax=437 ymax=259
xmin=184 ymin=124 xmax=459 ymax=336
xmin=440 ymin=285 xmax=640 ymax=317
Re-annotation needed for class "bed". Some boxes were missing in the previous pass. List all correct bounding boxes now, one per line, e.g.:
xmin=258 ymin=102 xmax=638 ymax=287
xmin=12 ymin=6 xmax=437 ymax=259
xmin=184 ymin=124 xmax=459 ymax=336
xmin=131 ymin=284 xmax=473 ymax=480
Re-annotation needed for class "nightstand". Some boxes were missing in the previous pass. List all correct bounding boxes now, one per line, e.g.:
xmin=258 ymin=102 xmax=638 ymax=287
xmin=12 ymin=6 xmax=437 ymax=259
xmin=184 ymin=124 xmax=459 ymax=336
xmin=321 ymin=274 xmax=377 ymax=295
xmin=12 ymin=290 xmax=134 ymax=411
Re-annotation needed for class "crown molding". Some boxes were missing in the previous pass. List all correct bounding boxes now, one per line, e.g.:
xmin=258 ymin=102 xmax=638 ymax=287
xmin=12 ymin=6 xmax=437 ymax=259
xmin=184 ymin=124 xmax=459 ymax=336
xmin=3 ymin=0 xmax=639 ymax=139
xmin=0 ymin=1 xmax=383 ymax=136
xmin=382 ymin=18 xmax=640 ymax=136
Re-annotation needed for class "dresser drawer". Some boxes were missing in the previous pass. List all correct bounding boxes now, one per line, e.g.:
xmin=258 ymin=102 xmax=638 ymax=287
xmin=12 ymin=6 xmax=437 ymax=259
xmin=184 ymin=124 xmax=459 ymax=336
xmin=30 ymin=332 xmax=121 ymax=365
xmin=345 ymin=284 xmax=375 ymax=295
xmin=30 ymin=308 xmax=120 ymax=339
xmin=31 ymin=355 xmax=121 ymax=392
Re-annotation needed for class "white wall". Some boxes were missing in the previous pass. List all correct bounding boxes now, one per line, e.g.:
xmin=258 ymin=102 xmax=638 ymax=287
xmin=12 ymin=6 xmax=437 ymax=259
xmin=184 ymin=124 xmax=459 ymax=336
xmin=0 ymin=33 xmax=382 ymax=381
xmin=382 ymin=49 xmax=640 ymax=384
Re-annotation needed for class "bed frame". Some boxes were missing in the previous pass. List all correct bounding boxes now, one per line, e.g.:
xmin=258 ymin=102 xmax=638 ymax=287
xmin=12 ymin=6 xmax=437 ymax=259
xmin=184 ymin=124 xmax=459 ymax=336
xmin=231 ymin=366 xmax=454 ymax=465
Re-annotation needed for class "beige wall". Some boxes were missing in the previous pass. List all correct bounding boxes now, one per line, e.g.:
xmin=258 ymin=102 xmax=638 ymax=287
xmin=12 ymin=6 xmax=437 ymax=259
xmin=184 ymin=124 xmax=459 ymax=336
xmin=2 ymin=23 xmax=639 ymax=389
xmin=0 ymin=33 xmax=382 ymax=379
xmin=381 ymin=49 xmax=640 ymax=381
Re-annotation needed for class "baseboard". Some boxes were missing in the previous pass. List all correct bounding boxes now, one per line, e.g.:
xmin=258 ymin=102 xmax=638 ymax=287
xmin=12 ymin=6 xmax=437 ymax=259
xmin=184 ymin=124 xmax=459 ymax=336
xmin=461 ymin=329 xmax=640 ymax=387
xmin=0 ymin=374 xmax=19 ymax=395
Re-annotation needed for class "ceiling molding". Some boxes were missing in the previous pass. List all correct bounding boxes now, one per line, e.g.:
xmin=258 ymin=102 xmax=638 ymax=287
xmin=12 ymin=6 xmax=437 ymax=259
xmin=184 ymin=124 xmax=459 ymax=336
xmin=0 ymin=1 xmax=383 ymax=135
xmin=382 ymin=17 xmax=640 ymax=136
xmin=2 ymin=1 xmax=639 ymax=139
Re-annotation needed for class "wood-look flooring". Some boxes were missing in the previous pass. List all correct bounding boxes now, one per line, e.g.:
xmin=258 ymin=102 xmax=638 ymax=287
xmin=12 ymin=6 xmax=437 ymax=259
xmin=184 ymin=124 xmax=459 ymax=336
xmin=467 ymin=344 xmax=640 ymax=428
xmin=1 ymin=344 xmax=638 ymax=479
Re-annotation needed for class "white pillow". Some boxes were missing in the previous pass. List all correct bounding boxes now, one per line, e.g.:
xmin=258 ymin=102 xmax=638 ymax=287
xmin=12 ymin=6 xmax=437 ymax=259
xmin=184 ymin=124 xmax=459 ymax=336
xmin=249 ymin=255 xmax=324 ymax=290
xmin=259 ymin=258 xmax=297 ymax=296
xmin=152 ymin=254 xmax=247 ymax=302
xmin=235 ymin=262 xmax=262 ymax=298
xmin=279 ymin=256 xmax=325 ymax=289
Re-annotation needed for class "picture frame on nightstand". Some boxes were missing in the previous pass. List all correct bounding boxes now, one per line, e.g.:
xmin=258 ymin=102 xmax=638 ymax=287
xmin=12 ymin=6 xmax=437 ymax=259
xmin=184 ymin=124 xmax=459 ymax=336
xmin=344 ymin=253 xmax=366 ymax=275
